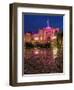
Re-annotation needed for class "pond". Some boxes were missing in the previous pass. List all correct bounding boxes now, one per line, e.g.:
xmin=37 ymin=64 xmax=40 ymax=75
xmin=24 ymin=48 xmax=63 ymax=74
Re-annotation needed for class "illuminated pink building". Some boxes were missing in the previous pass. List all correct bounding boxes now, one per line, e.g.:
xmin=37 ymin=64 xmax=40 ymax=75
xmin=41 ymin=27 xmax=59 ymax=41
xmin=25 ymin=19 xmax=60 ymax=43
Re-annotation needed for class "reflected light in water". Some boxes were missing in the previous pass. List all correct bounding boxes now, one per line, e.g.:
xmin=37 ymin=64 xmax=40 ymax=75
xmin=52 ymin=47 xmax=58 ymax=59
xmin=34 ymin=48 xmax=39 ymax=55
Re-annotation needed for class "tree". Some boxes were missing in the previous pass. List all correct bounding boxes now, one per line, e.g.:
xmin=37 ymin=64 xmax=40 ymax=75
xmin=57 ymin=31 xmax=63 ymax=49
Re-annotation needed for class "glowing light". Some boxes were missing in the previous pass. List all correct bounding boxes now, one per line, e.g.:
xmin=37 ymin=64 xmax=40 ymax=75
xmin=34 ymin=37 xmax=39 ymax=41
xmin=34 ymin=48 xmax=39 ymax=55
xmin=34 ymin=51 xmax=39 ymax=54
xmin=40 ymin=37 xmax=43 ymax=40
xmin=51 ymin=36 xmax=56 ymax=40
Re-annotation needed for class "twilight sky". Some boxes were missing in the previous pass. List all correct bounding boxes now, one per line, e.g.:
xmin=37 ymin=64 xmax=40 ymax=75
xmin=24 ymin=13 xmax=63 ymax=33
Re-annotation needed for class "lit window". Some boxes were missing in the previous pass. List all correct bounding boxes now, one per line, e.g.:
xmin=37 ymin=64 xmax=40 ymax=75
xmin=34 ymin=37 xmax=39 ymax=41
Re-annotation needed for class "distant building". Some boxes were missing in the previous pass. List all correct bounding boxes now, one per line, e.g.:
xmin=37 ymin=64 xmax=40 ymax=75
xmin=24 ymin=19 xmax=60 ymax=44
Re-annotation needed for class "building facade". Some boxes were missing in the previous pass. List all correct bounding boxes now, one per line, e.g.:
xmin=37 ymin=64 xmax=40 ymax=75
xmin=24 ymin=26 xmax=59 ymax=44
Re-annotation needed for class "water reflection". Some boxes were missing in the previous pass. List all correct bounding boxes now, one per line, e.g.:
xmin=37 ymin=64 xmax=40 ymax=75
xmin=24 ymin=48 xmax=63 ymax=74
